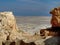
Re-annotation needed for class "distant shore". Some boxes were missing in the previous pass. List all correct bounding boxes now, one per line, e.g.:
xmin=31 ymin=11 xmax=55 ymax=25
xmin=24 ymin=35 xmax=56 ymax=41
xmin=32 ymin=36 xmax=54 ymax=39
xmin=15 ymin=16 xmax=51 ymax=25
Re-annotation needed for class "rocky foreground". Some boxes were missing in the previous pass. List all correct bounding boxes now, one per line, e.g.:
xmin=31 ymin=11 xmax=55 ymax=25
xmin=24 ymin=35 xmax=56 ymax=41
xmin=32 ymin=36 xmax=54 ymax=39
xmin=0 ymin=11 xmax=52 ymax=45
xmin=0 ymin=11 xmax=60 ymax=45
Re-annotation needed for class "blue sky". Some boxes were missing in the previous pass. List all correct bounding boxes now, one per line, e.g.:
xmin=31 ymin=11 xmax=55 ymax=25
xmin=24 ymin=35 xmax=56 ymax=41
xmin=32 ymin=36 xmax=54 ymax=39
xmin=0 ymin=0 xmax=60 ymax=16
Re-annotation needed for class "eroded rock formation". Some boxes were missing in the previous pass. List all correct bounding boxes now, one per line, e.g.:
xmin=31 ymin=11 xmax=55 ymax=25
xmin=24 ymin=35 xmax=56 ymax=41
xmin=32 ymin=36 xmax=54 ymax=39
xmin=40 ymin=7 xmax=60 ymax=45
xmin=50 ymin=7 xmax=60 ymax=27
xmin=0 ymin=12 xmax=19 ymax=42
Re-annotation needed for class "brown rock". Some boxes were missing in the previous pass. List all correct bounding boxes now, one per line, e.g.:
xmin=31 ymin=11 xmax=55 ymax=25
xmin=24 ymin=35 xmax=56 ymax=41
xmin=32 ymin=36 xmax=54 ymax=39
xmin=40 ymin=28 xmax=58 ymax=39
xmin=50 ymin=7 xmax=60 ymax=27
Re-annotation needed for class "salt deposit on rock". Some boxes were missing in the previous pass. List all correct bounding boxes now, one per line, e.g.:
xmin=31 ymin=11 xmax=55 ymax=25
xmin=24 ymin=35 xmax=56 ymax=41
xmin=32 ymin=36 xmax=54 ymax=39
xmin=0 ymin=11 xmax=54 ymax=45
xmin=0 ymin=11 xmax=19 ymax=42
xmin=50 ymin=7 xmax=60 ymax=27
xmin=0 ymin=12 xmax=18 ymax=31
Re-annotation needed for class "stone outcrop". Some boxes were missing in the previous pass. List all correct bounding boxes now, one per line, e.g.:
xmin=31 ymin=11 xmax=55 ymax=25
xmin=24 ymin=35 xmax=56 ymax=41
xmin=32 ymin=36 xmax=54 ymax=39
xmin=0 ymin=12 xmax=18 ymax=31
xmin=40 ymin=7 xmax=60 ymax=38
xmin=40 ymin=7 xmax=60 ymax=45
xmin=0 ymin=12 xmax=19 ymax=42
xmin=50 ymin=7 xmax=60 ymax=27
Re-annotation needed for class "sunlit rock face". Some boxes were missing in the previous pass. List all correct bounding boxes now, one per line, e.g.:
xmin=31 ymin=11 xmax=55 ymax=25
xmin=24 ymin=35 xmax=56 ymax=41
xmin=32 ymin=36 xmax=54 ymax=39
xmin=0 ymin=12 xmax=18 ymax=31
xmin=50 ymin=7 xmax=60 ymax=27
xmin=0 ymin=11 xmax=19 ymax=42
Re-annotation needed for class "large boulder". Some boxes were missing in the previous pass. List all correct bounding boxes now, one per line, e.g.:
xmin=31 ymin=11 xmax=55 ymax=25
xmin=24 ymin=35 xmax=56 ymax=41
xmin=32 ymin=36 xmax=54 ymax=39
xmin=0 ymin=11 xmax=18 ymax=31
xmin=0 ymin=11 xmax=19 ymax=42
